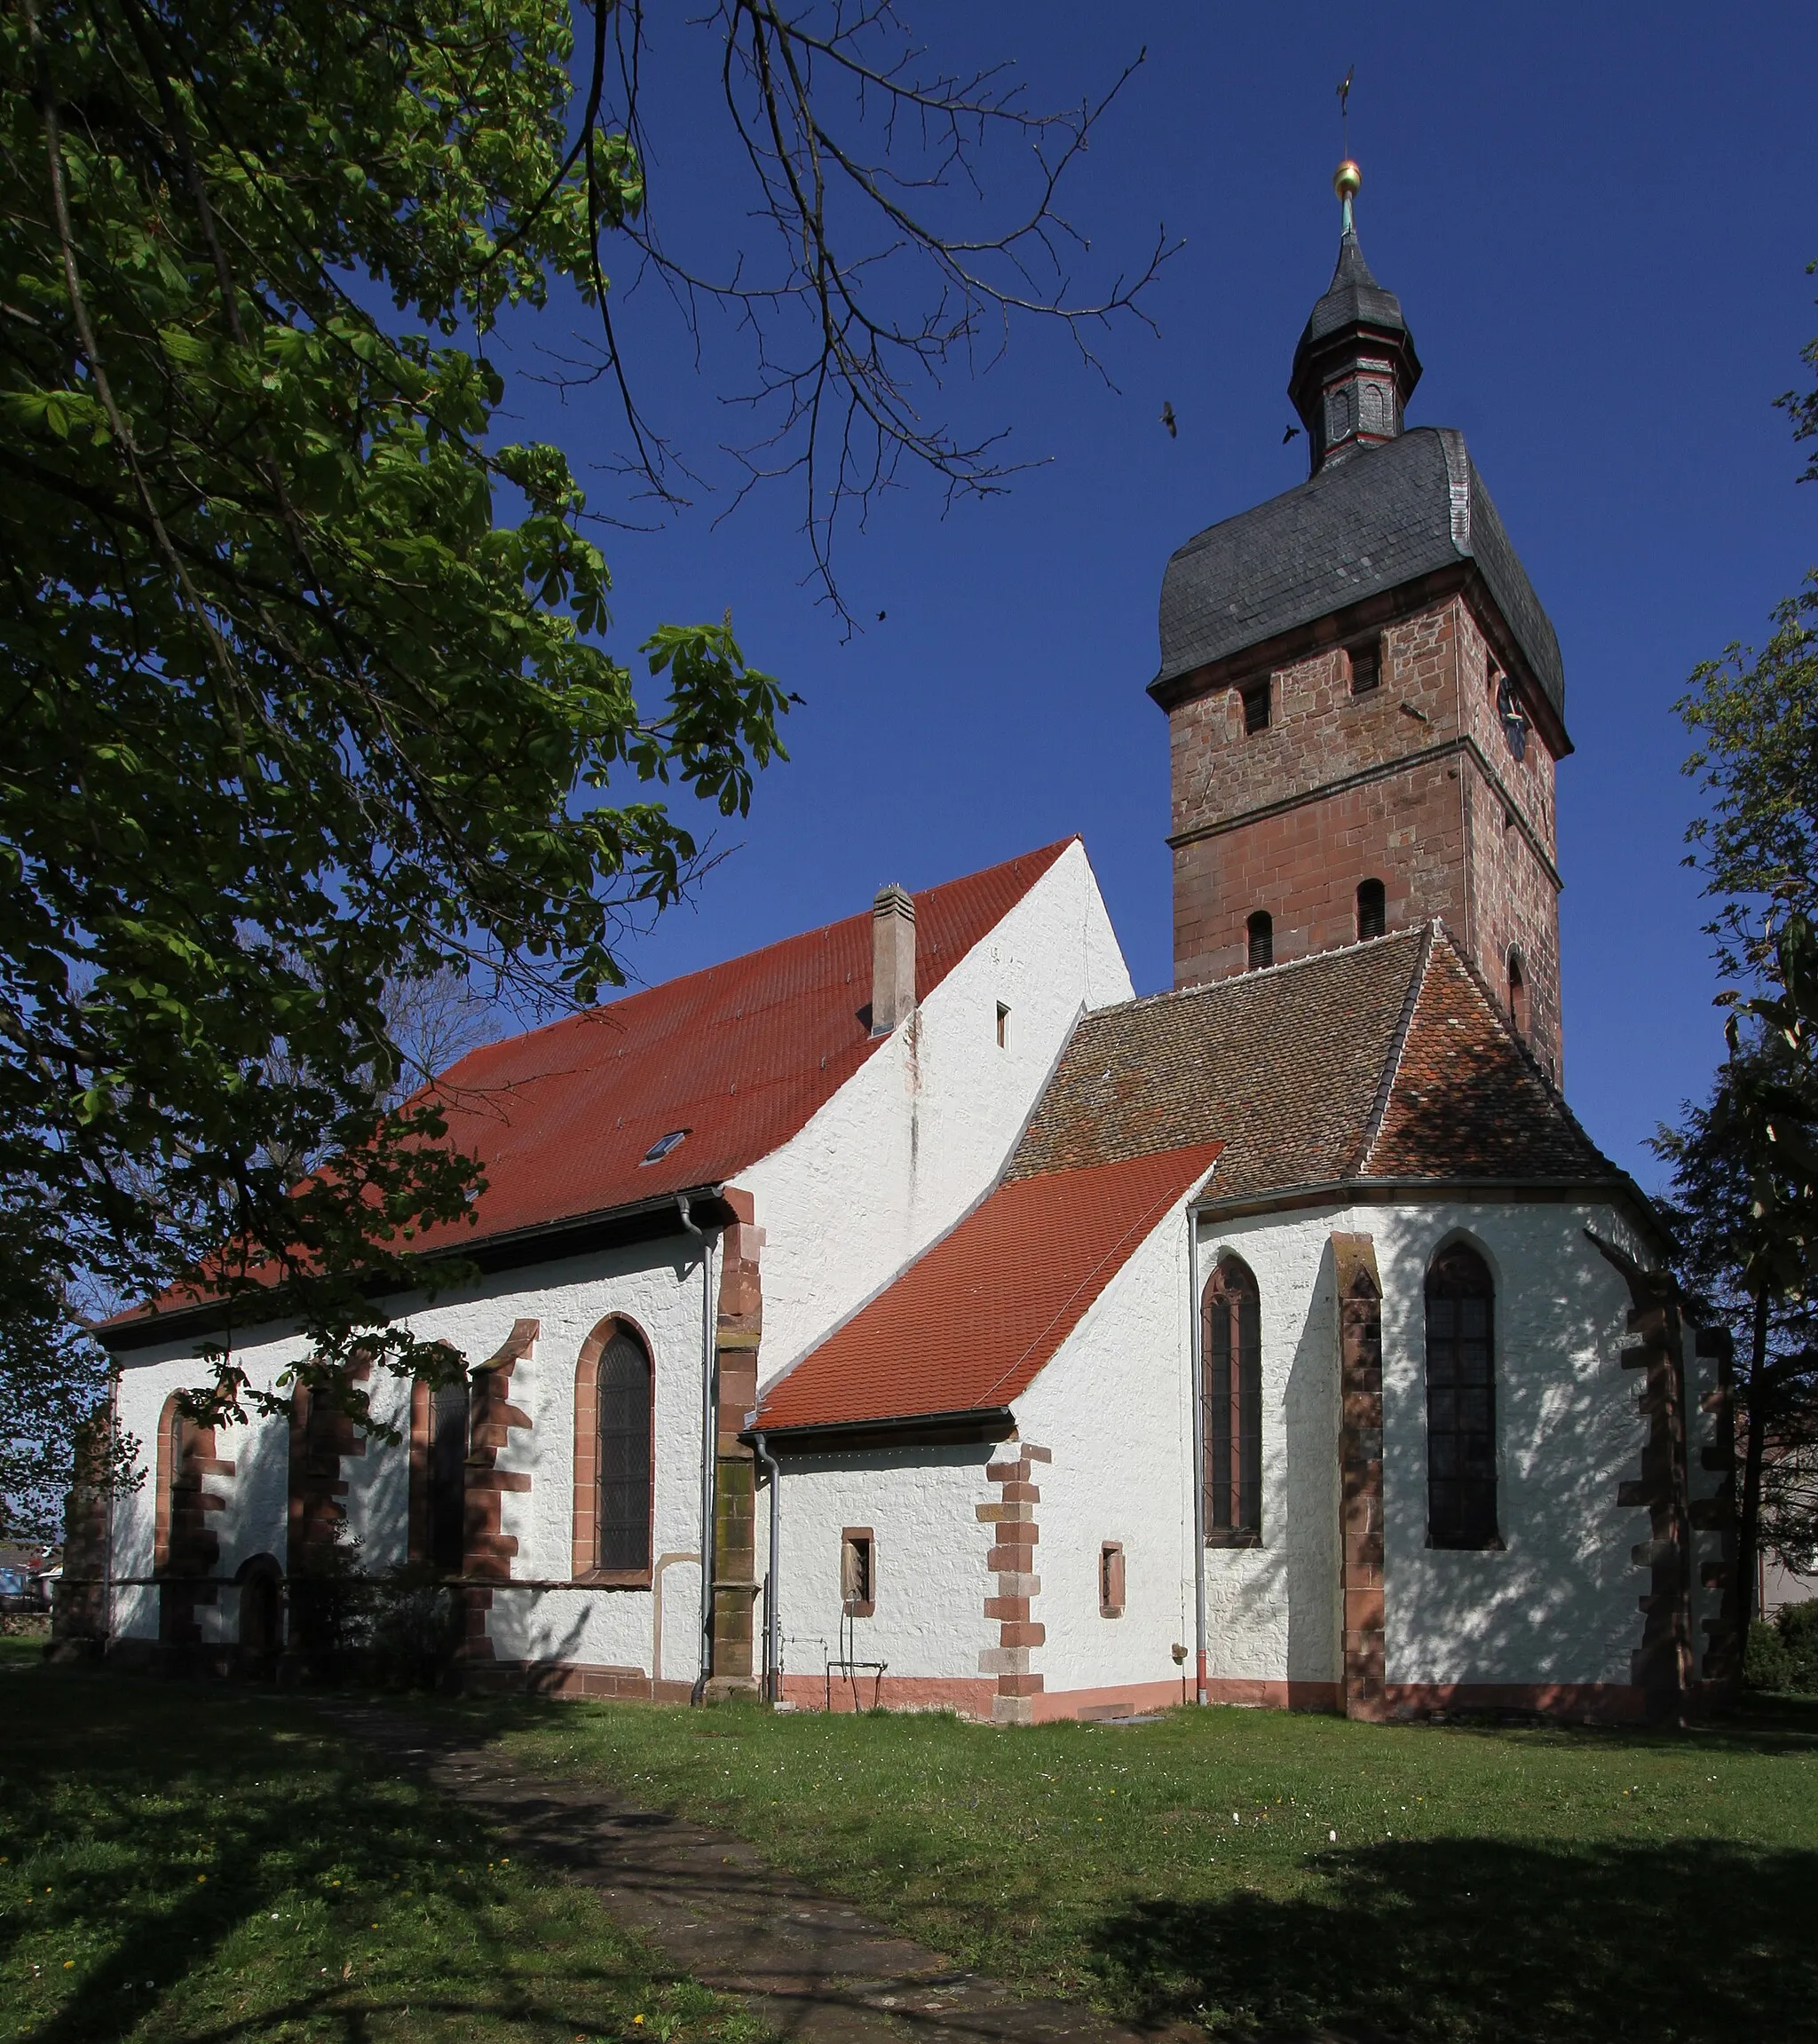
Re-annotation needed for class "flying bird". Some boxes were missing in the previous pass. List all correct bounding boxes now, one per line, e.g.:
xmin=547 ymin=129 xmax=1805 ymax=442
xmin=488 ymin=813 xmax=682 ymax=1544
xmin=1160 ymin=400 xmax=1178 ymax=438
xmin=1282 ymin=423 xmax=1301 ymax=444
xmin=876 ymin=610 xmax=886 ymax=621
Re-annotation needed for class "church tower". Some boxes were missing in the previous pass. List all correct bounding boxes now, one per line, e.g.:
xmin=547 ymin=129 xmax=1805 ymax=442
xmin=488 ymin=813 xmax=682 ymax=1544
xmin=1150 ymin=162 xmax=1569 ymax=1078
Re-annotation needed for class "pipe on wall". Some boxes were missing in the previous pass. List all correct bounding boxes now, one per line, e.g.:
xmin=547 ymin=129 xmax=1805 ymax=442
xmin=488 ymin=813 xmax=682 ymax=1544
xmin=652 ymin=1549 xmax=700 ymax=1692
xmin=676 ymin=1194 xmax=718 ymax=1705
xmin=752 ymin=1429 xmax=781 ymax=1702
xmin=1188 ymin=1206 xmax=1208 ymax=1706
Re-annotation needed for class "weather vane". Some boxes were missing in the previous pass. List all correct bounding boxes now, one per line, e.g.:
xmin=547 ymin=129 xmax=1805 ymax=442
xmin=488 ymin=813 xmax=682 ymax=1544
xmin=1334 ymin=66 xmax=1360 ymax=234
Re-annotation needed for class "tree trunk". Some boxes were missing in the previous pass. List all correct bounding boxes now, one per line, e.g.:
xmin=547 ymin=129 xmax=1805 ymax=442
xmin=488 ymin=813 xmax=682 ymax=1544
xmin=1736 ymin=1286 xmax=1772 ymax=1654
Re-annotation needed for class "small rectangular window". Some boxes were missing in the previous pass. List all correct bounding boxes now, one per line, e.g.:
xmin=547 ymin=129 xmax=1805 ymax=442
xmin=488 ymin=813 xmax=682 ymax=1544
xmin=1348 ymin=639 xmax=1380 ymax=695
xmin=996 ymin=1002 xmax=1009 ymax=1049
xmin=841 ymin=1527 xmax=874 ymax=1616
xmin=1099 ymin=1541 xmax=1126 ymax=1619
xmin=1242 ymin=680 xmax=1270 ymax=734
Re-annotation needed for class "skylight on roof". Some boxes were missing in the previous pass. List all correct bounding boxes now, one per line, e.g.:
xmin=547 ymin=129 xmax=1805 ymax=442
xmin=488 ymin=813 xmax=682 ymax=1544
xmin=640 ymin=1127 xmax=691 ymax=1165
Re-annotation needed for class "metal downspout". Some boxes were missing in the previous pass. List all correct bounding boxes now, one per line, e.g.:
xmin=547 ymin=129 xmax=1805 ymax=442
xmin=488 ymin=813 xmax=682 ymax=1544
xmin=676 ymin=1195 xmax=717 ymax=1706
xmin=752 ymin=1429 xmax=781 ymax=1703
xmin=104 ymin=1365 xmax=120 ymax=1650
xmin=1188 ymin=1207 xmax=1208 ymax=1705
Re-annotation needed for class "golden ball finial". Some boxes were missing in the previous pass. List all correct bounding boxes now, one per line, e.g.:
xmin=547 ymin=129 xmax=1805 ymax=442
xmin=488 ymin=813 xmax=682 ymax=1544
xmin=1333 ymin=159 xmax=1362 ymax=201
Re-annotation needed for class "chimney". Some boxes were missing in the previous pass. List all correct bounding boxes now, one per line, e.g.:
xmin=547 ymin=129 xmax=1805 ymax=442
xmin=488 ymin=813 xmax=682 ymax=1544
xmin=870 ymin=883 xmax=916 ymax=1036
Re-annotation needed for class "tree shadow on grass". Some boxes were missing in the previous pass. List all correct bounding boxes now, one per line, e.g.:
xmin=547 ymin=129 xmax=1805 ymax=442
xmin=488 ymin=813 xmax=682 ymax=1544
xmin=0 ymin=1662 xmax=700 ymax=2044
xmin=1086 ymin=1833 xmax=1818 ymax=2044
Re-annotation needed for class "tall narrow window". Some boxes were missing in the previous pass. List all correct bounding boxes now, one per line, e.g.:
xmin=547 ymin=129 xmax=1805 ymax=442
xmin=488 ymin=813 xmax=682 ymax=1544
xmin=428 ymin=1374 xmax=470 ymax=1574
xmin=1425 ymin=1243 xmax=1499 ymax=1549
xmin=1356 ymin=878 xmax=1387 ymax=941
xmin=1246 ymin=911 xmax=1274 ymax=970
xmin=1241 ymin=680 xmax=1271 ymax=734
xmin=597 ymin=1328 xmax=653 ymax=1574
xmin=154 ymin=1399 xmax=191 ymax=1573
xmin=1099 ymin=1542 xmax=1126 ymax=1618
xmin=996 ymin=1002 xmax=1010 ymax=1049
xmin=1348 ymin=637 xmax=1380 ymax=695
xmin=1507 ymin=950 xmax=1529 ymax=1040
xmin=842 ymin=1527 xmax=875 ymax=1616
xmin=1203 ymin=1256 xmax=1262 ymax=1543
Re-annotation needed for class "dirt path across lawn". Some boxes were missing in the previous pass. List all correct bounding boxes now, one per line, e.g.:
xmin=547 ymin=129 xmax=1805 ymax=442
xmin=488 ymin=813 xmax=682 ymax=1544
xmin=321 ymin=1701 xmax=1177 ymax=2044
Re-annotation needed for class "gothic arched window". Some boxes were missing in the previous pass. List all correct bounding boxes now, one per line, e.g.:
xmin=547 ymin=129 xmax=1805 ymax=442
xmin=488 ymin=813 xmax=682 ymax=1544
xmin=1246 ymin=911 xmax=1274 ymax=971
xmin=428 ymin=1373 xmax=470 ymax=1574
xmin=1356 ymin=878 xmax=1387 ymax=941
xmin=1425 ymin=1243 xmax=1499 ymax=1549
xmin=1203 ymin=1256 xmax=1262 ymax=1543
xmin=597 ymin=1326 xmax=654 ymax=1575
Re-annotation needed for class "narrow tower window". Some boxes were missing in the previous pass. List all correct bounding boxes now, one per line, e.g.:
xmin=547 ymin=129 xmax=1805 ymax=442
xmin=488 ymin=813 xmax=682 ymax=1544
xmin=996 ymin=1002 xmax=1009 ymax=1049
xmin=1203 ymin=1256 xmax=1262 ymax=1543
xmin=1241 ymin=680 xmax=1270 ymax=734
xmin=1246 ymin=912 xmax=1274 ymax=970
xmin=1356 ymin=879 xmax=1387 ymax=941
xmin=1348 ymin=638 xmax=1380 ymax=695
xmin=1507 ymin=950 xmax=1529 ymax=1040
xmin=1425 ymin=1243 xmax=1499 ymax=1549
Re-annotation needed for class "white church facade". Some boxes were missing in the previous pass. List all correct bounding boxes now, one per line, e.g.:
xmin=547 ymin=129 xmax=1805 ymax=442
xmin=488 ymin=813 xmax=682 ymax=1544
xmin=73 ymin=184 xmax=1738 ymax=1726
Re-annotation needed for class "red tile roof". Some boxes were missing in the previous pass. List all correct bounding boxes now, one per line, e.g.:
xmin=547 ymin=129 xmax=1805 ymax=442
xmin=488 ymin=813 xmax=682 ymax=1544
xmin=414 ymin=839 xmax=1078 ymax=1250
xmin=757 ymin=1143 xmax=1221 ymax=1432
xmin=1362 ymin=935 xmax=1609 ymax=1179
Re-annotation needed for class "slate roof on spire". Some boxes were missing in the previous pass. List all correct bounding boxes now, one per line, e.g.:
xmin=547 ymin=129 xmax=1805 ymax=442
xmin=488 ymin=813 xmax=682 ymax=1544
xmin=1300 ymin=227 xmax=1411 ymax=349
xmin=1153 ymin=427 xmax=1568 ymax=737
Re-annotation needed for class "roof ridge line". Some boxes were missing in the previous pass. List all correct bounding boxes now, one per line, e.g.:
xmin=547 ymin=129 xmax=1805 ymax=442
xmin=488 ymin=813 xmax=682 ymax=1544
xmin=757 ymin=993 xmax=1096 ymax=1401
xmin=440 ymin=835 xmax=1083 ymax=1076
xmin=1106 ymin=925 xmax=1425 ymax=1020
xmin=1427 ymin=922 xmax=1626 ymax=1177
xmin=1349 ymin=919 xmax=1435 ymax=1178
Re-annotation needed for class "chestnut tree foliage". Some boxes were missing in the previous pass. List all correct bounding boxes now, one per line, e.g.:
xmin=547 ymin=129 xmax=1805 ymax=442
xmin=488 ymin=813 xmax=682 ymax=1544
xmin=1664 ymin=267 xmax=1818 ymax=1632
xmin=0 ymin=0 xmax=1158 ymax=1514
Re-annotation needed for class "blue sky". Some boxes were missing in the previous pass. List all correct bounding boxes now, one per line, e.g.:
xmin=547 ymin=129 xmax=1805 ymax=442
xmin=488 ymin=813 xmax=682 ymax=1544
xmin=492 ymin=1 xmax=1814 ymax=1194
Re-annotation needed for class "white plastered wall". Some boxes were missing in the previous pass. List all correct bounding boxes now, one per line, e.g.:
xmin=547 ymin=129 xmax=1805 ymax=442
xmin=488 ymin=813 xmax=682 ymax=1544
xmin=112 ymin=1329 xmax=318 ymax=1645
xmin=102 ymin=840 xmax=1129 ymax=1672
xmin=1011 ymin=1203 xmax=1199 ymax=1698
xmin=1175 ymin=1198 xmax=1657 ymax=1691
xmin=765 ymin=1444 xmax=997 ymax=1693
xmin=748 ymin=839 xmax=1131 ymax=1388
xmin=1369 ymin=1201 xmax=1655 ymax=1687
xmin=763 ymin=1194 xmax=1664 ymax=1704
xmin=110 ymin=1239 xmax=715 ymax=1677
xmin=1011 ymin=1196 xmax=1341 ymax=1700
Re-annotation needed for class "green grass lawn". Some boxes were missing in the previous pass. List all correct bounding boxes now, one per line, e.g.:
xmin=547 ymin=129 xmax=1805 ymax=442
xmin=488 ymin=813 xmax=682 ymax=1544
xmin=0 ymin=1641 xmax=766 ymax=2044
xmin=452 ymin=1685 xmax=1818 ymax=2043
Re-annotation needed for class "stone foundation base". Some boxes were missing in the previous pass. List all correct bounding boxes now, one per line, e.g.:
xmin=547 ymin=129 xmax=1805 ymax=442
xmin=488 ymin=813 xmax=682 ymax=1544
xmin=1374 ymin=1680 xmax=1647 ymax=1724
xmin=463 ymin=1659 xmax=693 ymax=1703
xmin=1177 ymin=1678 xmax=1342 ymax=1715
xmin=781 ymin=1672 xmax=996 ymax=1716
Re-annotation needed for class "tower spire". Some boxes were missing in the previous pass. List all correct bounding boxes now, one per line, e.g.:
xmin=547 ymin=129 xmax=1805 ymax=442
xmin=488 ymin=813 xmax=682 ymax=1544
xmin=1287 ymin=158 xmax=1421 ymax=474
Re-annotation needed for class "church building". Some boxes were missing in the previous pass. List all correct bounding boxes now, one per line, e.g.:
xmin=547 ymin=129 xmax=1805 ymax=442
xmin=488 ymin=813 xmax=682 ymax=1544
xmin=76 ymin=165 xmax=1736 ymax=1725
